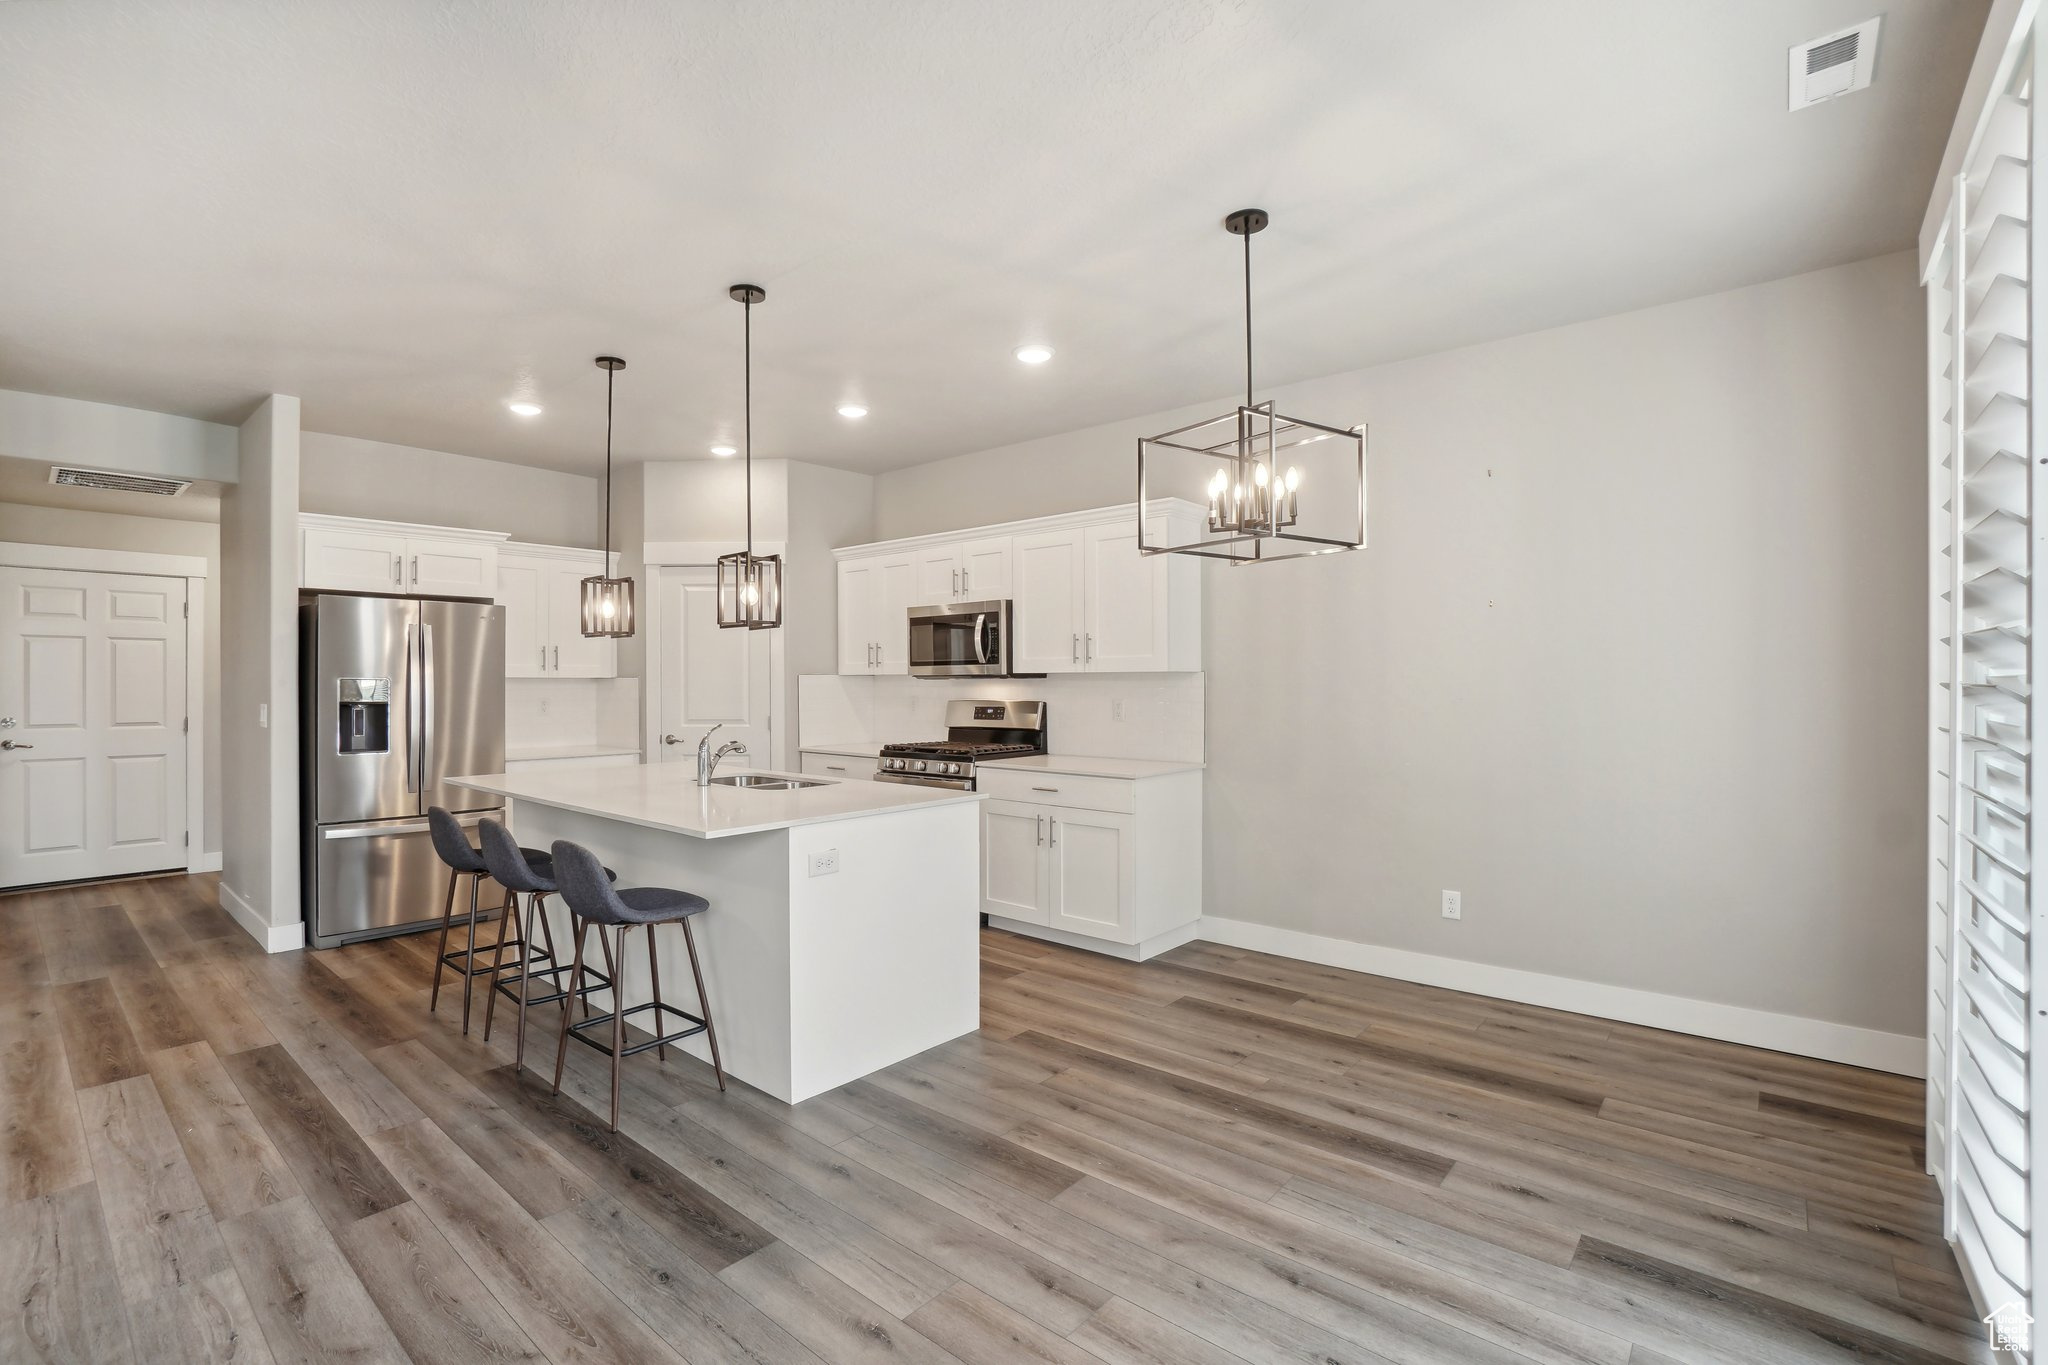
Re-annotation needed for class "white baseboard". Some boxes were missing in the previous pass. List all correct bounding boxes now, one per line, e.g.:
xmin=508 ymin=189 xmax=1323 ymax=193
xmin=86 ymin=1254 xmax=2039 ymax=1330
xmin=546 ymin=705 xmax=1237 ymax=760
xmin=1198 ymin=916 xmax=1923 ymax=1077
xmin=987 ymin=916 xmax=1202 ymax=962
xmin=217 ymin=880 xmax=305 ymax=955
xmin=185 ymin=851 xmax=222 ymax=874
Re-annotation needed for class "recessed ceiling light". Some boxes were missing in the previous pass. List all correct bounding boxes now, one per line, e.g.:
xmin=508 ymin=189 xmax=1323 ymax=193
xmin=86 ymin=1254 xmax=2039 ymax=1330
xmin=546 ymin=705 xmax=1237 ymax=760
xmin=710 ymin=444 xmax=737 ymax=457
xmin=507 ymin=400 xmax=543 ymax=417
xmin=837 ymin=404 xmax=868 ymax=419
xmin=1014 ymin=344 xmax=1054 ymax=365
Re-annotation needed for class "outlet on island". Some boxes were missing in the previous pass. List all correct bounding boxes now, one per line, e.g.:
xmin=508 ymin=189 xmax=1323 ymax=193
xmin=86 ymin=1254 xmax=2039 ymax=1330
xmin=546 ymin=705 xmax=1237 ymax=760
xmin=808 ymin=848 xmax=840 ymax=877
xmin=1441 ymin=889 xmax=1462 ymax=920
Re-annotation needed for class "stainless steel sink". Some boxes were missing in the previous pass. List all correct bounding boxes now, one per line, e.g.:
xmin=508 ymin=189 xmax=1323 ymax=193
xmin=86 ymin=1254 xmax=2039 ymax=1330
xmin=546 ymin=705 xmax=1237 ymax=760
xmin=708 ymin=773 xmax=829 ymax=790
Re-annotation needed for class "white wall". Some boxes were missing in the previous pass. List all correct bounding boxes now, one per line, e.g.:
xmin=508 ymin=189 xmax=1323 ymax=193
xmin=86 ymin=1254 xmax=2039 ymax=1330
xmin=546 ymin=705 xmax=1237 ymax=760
xmin=0 ymin=388 xmax=237 ymax=484
xmin=299 ymin=431 xmax=602 ymax=547
xmin=872 ymin=251 xmax=1925 ymax=1045
xmin=218 ymin=395 xmax=301 ymax=942
xmin=0 ymin=504 xmax=223 ymax=861
xmin=786 ymin=463 xmax=875 ymax=752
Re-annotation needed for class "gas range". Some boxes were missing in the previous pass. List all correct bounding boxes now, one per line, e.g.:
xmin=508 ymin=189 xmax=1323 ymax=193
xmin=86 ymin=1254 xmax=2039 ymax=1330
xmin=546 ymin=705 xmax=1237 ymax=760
xmin=877 ymin=699 xmax=1047 ymax=791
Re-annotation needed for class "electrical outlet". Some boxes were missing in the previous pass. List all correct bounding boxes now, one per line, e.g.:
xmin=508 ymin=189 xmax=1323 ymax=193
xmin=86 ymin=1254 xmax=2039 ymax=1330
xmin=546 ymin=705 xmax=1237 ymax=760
xmin=1441 ymin=890 xmax=1462 ymax=920
xmin=808 ymin=849 xmax=840 ymax=878
xmin=1111 ymin=699 xmax=1125 ymax=721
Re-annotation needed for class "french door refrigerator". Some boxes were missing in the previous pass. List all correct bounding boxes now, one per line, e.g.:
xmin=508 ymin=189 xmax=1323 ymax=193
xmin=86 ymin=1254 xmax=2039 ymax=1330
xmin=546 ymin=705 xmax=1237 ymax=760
xmin=300 ymin=593 xmax=505 ymax=948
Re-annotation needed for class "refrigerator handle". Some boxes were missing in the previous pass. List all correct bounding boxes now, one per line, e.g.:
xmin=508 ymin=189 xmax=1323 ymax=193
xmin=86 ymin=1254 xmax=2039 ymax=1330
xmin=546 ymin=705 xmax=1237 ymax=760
xmin=420 ymin=623 xmax=436 ymax=795
xmin=403 ymin=622 xmax=418 ymax=794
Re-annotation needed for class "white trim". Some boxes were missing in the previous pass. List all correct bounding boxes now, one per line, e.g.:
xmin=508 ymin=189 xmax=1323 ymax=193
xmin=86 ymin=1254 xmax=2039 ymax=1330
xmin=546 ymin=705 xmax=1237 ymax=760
xmin=642 ymin=538 xmax=786 ymax=567
xmin=1199 ymin=916 xmax=1924 ymax=1077
xmin=640 ymin=560 xmax=787 ymax=770
xmin=501 ymin=540 xmax=612 ymax=566
xmin=989 ymin=915 xmax=1200 ymax=962
xmin=218 ymin=879 xmax=304 ymax=953
xmin=831 ymin=498 xmax=1205 ymax=560
xmin=297 ymin=512 xmax=508 ymax=543
xmin=186 ymin=852 xmax=222 ymax=874
xmin=0 ymin=540 xmax=208 ymax=579
xmin=1920 ymin=0 xmax=2033 ymax=277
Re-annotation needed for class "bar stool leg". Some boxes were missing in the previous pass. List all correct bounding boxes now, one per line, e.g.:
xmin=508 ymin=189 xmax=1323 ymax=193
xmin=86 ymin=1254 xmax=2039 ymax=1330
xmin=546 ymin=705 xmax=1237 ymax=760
xmin=513 ymin=890 xmax=552 ymax=1074
xmin=552 ymin=918 xmax=589 ymax=1097
xmin=460 ymin=872 xmax=483 ymax=1035
xmin=428 ymin=867 xmax=459 ymax=1013
xmin=681 ymin=918 xmax=724 ymax=1092
xmin=646 ymin=924 xmax=667 ymax=1062
xmin=596 ymin=923 xmax=620 ymax=1019
xmin=608 ymin=925 xmax=630 ymax=1131
xmin=481 ymin=887 xmax=526 ymax=1044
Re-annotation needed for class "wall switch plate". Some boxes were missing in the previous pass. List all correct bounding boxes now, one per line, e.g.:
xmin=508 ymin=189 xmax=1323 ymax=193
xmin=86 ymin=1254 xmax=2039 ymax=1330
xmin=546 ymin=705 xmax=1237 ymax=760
xmin=1441 ymin=890 xmax=1462 ymax=920
xmin=258 ymin=703 xmax=268 ymax=728
xmin=808 ymin=849 xmax=840 ymax=877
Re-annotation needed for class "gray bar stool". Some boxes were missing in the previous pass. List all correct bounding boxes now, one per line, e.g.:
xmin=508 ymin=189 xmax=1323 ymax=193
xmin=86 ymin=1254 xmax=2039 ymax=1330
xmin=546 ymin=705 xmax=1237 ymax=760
xmin=475 ymin=817 xmax=615 ymax=1072
xmin=426 ymin=806 xmax=551 ymax=1034
xmin=547 ymin=838 xmax=724 ymax=1131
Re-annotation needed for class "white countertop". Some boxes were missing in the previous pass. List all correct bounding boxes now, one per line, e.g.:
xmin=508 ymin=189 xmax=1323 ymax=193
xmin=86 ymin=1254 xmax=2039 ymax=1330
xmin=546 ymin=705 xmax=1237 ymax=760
xmin=982 ymin=753 xmax=1204 ymax=780
xmin=505 ymin=742 xmax=642 ymax=763
xmin=451 ymin=763 xmax=981 ymax=840
xmin=799 ymin=742 xmax=882 ymax=759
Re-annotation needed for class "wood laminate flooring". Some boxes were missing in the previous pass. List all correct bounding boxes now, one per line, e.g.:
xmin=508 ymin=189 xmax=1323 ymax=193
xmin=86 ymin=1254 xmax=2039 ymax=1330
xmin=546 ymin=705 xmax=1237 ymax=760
xmin=0 ymin=873 xmax=1989 ymax=1363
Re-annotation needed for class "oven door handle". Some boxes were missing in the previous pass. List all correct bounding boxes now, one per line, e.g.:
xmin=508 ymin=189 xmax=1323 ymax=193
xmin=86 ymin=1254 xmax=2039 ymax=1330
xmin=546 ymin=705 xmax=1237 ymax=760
xmin=973 ymin=613 xmax=988 ymax=665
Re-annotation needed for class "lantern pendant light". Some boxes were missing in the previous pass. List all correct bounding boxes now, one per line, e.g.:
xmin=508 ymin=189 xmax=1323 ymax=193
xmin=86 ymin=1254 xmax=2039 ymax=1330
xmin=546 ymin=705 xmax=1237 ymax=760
xmin=579 ymin=355 xmax=636 ymax=637
xmin=717 ymin=284 xmax=783 ymax=629
xmin=1137 ymin=209 xmax=1367 ymax=563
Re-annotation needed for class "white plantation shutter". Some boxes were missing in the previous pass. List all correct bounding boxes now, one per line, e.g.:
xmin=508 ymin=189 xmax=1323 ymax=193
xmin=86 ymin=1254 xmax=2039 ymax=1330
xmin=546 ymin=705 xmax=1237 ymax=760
xmin=1929 ymin=18 xmax=2046 ymax=1345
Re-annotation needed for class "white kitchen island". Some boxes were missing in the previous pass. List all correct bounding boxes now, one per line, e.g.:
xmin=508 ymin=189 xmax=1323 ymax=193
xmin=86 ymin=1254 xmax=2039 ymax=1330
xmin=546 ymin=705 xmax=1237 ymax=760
xmin=452 ymin=763 xmax=982 ymax=1102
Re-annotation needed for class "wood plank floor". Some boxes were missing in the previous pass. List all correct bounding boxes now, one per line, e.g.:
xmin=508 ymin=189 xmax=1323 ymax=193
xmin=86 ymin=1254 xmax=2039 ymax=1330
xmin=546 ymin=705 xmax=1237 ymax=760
xmin=0 ymin=873 xmax=1990 ymax=1364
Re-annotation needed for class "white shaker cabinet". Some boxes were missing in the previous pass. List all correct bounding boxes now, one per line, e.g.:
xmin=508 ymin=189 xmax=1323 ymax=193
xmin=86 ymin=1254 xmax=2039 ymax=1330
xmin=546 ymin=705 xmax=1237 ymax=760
xmin=835 ymin=502 xmax=1201 ymax=676
xmin=497 ymin=543 xmax=616 ymax=678
xmin=300 ymin=515 xmax=504 ymax=600
xmin=976 ymin=764 xmax=1200 ymax=960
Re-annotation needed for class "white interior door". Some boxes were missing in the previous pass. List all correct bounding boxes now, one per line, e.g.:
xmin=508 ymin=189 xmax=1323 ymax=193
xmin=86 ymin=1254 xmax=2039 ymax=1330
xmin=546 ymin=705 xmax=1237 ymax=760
xmin=0 ymin=566 xmax=188 ymax=888
xmin=657 ymin=566 xmax=772 ymax=769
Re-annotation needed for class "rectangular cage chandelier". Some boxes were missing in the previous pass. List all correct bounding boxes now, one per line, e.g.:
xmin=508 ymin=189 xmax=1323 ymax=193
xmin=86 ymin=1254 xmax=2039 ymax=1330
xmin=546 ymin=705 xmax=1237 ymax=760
xmin=1138 ymin=209 xmax=1367 ymax=563
xmin=717 ymin=283 xmax=783 ymax=629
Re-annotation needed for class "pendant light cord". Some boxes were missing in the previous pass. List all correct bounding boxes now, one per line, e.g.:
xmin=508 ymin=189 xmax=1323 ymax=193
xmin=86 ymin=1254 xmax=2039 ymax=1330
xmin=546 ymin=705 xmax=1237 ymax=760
xmin=603 ymin=363 xmax=615 ymax=560
xmin=1243 ymin=226 xmax=1253 ymax=407
xmin=743 ymin=295 xmax=754 ymax=559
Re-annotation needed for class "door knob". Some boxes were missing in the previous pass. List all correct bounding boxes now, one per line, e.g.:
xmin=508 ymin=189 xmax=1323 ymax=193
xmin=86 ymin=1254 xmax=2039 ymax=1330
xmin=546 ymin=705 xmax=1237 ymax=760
xmin=0 ymin=740 xmax=32 ymax=750
xmin=663 ymin=733 xmax=684 ymax=745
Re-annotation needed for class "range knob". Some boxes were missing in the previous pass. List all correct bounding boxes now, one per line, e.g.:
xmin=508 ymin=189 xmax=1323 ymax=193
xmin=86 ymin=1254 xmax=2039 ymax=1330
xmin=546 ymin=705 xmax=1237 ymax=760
xmin=912 ymin=760 xmax=928 ymax=772
xmin=940 ymin=762 xmax=957 ymax=775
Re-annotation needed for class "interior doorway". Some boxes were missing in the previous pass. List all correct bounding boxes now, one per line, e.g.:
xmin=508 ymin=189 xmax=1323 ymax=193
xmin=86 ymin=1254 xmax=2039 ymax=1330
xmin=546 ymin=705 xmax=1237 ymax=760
xmin=648 ymin=564 xmax=778 ymax=770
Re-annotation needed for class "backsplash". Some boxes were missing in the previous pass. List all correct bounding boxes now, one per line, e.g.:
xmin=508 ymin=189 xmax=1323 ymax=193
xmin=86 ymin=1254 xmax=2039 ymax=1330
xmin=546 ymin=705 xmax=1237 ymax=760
xmin=799 ymin=673 xmax=1203 ymax=762
xmin=507 ymin=676 xmax=641 ymax=755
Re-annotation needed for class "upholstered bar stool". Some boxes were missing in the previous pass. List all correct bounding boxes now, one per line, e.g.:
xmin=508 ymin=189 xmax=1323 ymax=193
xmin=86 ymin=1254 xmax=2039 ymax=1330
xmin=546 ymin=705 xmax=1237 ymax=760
xmin=475 ymin=817 xmax=615 ymax=1072
xmin=426 ymin=806 xmax=551 ymax=1034
xmin=548 ymin=838 xmax=724 ymax=1131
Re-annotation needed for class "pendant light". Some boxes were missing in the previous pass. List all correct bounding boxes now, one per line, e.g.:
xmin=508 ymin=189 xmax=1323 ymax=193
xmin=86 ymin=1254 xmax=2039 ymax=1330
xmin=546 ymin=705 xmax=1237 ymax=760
xmin=579 ymin=355 xmax=636 ymax=636
xmin=717 ymin=284 xmax=783 ymax=629
xmin=1137 ymin=209 xmax=1367 ymax=563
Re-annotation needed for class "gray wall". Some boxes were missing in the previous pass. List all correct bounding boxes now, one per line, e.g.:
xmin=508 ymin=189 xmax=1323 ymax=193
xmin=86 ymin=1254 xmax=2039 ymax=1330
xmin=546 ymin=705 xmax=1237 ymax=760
xmin=300 ymin=431 xmax=602 ymax=547
xmin=786 ymin=462 xmax=876 ymax=752
xmin=0 ymin=504 xmax=223 ymax=861
xmin=872 ymin=251 xmax=1925 ymax=1037
xmin=219 ymin=395 xmax=301 ymax=931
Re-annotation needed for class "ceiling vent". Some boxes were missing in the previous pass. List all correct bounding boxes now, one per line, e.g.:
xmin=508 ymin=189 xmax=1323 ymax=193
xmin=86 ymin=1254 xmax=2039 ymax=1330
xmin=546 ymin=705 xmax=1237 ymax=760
xmin=48 ymin=466 xmax=193 ymax=497
xmin=1789 ymin=17 xmax=1881 ymax=110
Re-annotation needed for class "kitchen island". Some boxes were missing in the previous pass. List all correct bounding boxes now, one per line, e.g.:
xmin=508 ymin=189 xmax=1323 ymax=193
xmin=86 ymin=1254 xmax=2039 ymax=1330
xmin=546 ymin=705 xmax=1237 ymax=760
xmin=451 ymin=762 xmax=982 ymax=1102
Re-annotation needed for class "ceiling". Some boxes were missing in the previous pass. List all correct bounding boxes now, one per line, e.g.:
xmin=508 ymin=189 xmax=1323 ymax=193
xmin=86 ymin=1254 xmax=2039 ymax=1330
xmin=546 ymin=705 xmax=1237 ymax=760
xmin=0 ymin=1 xmax=1984 ymax=478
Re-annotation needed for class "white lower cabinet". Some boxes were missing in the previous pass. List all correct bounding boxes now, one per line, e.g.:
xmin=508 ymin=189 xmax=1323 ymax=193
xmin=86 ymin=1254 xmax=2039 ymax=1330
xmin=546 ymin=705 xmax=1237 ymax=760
xmin=977 ymin=767 xmax=1200 ymax=959
xmin=800 ymin=751 xmax=879 ymax=782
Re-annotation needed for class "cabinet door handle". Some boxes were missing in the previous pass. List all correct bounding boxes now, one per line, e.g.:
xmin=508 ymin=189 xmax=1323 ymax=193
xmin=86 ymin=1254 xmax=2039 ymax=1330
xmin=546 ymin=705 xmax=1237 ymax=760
xmin=1071 ymin=634 xmax=1079 ymax=663
xmin=1049 ymin=817 xmax=1058 ymax=846
xmin=552 ymin=645 xmax=559 ymax=670
xmin=411 ymin=555 xmax=419 ymax=585
xmin=394 ymin=561 xmax=403 ymax=587
xmin=826 ymin=764 xmax=847 ymax=772
xmin=1036 ymin=813 xmax=1044 ymax=845
xmin=1085 ymin=634 xmax=1093 ymax=663
xmin=539 ymin=647 xmax=546 ymax=670
xmin=1032 ymin=786 xmax=1059 ymax=792
xmin=961 ymin=567 xmax=970 ymax=595
xmin=952 ymin=568 xmax=959 ymax=596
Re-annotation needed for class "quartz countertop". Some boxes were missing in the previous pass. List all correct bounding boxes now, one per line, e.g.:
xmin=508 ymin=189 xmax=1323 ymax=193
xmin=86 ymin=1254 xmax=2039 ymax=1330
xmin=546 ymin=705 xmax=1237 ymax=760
xmin=504 ymin=742 xmax=643 ymax=763
xmin=981 ymin=753 xmax=1204 ymax=780
xmin=451 ymin=762 xmax=981 ymax=839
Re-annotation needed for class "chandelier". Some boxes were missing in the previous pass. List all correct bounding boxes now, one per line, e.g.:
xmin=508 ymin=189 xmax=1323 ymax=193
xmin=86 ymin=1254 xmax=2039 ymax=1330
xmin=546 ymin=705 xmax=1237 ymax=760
xmin=716 ymin=284 xmax=783 ymax=629
xmin=1138 ymin=209 xmax=1367 ymax=563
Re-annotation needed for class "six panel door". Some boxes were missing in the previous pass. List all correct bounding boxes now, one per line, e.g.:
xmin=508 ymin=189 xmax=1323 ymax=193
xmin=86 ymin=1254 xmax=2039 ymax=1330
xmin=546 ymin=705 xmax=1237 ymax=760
xmin=0 ymin=566 xmax=188 ymax=888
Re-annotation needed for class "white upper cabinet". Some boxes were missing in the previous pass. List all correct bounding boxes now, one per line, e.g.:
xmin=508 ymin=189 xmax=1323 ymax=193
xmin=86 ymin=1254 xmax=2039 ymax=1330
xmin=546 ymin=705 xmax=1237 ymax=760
xmin=1012 ymin=528 xmax=1084 ymax=674
xmin=497 ymin=543 xmax=616 ymax=678
xmin=837 ymin=502 xmax=1199 ymax=676
xmin=837 ymin=553 xmax=916 ymax=674
xmin=300 ymin=515 xmax=504 ymax=600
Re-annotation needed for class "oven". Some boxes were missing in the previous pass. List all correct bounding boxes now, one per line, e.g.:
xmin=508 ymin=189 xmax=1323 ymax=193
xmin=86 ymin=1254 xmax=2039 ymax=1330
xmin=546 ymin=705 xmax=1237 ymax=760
xmin=908 ymin=599 xmax=1014 ymax=678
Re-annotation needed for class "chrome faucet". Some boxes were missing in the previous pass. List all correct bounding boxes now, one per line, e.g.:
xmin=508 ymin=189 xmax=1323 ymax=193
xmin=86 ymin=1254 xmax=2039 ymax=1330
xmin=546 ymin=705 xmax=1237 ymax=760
xmin=695 ymin=724 xmax=748 ymax=786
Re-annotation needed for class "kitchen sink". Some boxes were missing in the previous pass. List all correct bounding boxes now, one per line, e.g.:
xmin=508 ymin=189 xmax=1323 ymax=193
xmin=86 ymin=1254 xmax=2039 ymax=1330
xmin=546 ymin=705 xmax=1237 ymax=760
xmin=709 ymin=773 xmax=829 ymax=790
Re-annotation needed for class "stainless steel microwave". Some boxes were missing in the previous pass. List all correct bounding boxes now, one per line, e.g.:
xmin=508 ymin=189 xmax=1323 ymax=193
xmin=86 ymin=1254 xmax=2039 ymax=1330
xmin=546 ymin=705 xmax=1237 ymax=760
xmin=908 ymin=599 xmax=1016 ymax=677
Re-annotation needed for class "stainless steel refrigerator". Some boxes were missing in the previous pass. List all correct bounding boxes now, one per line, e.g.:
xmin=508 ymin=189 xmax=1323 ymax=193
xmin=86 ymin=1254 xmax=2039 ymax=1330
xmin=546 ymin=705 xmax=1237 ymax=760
xmin=299 ymin=593 xmax=506 ymax=948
